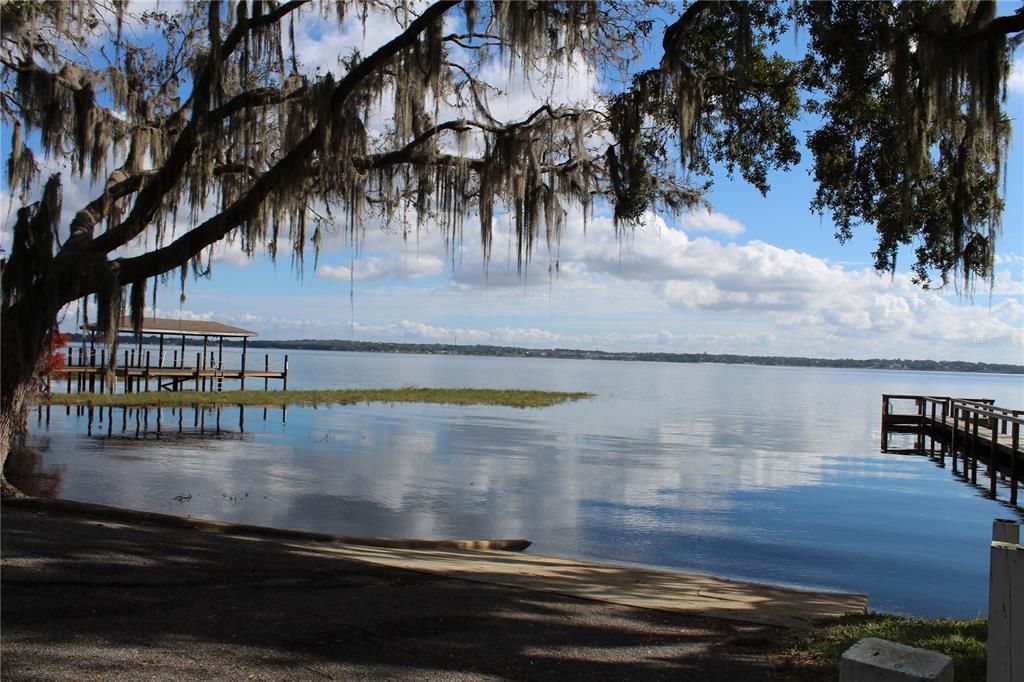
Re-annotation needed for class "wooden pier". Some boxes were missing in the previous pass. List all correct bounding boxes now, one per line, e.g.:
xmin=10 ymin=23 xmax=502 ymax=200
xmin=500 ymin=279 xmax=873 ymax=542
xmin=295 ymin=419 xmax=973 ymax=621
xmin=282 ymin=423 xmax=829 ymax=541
xmin=53 ymin=317 xmax=288 ymax=394
xmin=881 ymin=394 xmax=1023 ymax=507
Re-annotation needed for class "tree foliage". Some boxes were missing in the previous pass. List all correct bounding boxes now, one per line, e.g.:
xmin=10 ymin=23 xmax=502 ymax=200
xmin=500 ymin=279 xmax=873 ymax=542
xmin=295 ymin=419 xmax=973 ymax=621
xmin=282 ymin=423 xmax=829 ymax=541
xmin=0 ymin=2 xmax=1021 ymax=459
xmin=801 ymin=1 xmax=1017 ymax=290
xmin=2 ymin=1 xmax=1020 ymax=316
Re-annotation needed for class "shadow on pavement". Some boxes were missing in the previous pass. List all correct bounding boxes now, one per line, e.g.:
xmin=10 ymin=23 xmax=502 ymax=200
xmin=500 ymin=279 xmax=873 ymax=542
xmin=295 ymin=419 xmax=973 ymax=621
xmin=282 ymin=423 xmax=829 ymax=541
xmin=2 ymin=505 xmax=791 ymax=680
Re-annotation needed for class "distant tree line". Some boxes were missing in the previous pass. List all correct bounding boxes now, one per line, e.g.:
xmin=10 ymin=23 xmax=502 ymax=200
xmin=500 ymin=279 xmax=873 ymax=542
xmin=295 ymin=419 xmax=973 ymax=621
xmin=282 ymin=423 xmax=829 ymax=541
xmin=70 ymin=335 xmax=1022 ymax=375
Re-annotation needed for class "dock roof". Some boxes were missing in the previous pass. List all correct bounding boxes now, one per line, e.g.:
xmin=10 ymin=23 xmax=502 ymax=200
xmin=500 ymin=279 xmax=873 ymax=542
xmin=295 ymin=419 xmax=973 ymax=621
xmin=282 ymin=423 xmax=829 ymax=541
xmin=84 ymin=316 xmax=258 ymax=338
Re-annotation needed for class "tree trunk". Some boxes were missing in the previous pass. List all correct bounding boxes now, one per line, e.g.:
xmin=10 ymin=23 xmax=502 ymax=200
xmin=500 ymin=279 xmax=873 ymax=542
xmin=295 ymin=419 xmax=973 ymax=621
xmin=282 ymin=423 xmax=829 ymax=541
xmin=0 ymin=381 xmax=31 ymax=497
xmin=1 ymin=295 xmax=55 ymax=498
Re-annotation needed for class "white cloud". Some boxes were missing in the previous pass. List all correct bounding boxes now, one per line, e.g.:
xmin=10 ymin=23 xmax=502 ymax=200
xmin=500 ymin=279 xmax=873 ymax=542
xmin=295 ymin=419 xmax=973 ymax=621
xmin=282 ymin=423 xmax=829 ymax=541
xmin=995 ymin=253 xmax=1024 ymax=265
xmin=1009 ymin=54 xmax=1024 ymax=95
xmin=209 ymin=240 xmax=253 ymax=268
xmin=150 ymin=308 xmax=215 ymax=322
xmin=679 ymin=210 xmax=746 ymax=237
xmin=294 ymin=205 xmax=1024 ymax=361
xmin=347 ymin=319 xmax=780 ymax=354
xmin=317 ymin=254 xmax=444 ymax=282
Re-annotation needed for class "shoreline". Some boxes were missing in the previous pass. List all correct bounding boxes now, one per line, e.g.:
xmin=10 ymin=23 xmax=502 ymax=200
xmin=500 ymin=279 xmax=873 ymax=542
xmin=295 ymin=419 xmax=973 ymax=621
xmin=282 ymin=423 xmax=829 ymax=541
xmin=38 ymin=387 xmax=594 ymax=409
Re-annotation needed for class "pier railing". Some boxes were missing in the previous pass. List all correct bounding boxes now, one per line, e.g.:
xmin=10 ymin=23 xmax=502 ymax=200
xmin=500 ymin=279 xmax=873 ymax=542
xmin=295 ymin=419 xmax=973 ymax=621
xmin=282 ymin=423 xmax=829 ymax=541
xmin=881 ymin=394 xmax=1023 ymax=507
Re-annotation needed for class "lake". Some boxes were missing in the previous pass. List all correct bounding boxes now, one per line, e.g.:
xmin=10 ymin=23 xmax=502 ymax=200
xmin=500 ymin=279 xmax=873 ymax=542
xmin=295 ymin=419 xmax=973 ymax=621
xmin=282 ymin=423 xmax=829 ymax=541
xmin=19 ymin=349 xmax=1024 ymax=618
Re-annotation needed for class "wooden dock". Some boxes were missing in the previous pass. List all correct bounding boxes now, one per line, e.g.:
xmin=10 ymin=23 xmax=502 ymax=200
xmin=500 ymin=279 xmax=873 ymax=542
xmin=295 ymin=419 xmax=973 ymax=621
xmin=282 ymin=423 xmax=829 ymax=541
xmin=881 ymin=394 xmax=1023 ymax=507
xmin=54 ymin=346 xmax=288 ymax=394
xmin=53 ymin=316 xmax=288 ymax=394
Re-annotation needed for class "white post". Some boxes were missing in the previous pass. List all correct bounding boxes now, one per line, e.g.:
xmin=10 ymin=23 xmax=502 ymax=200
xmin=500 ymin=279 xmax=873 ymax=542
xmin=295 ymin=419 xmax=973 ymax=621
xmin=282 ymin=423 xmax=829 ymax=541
xmin=988 ymin=518 xmax=1022 ymax=682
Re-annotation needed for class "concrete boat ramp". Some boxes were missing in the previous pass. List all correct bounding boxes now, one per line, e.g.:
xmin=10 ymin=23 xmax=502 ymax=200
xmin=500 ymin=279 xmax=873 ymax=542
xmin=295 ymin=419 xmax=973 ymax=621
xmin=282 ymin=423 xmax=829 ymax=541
xmin=2 ymin=498 xmax=869 ymax=680
xmin=303 ymin=544 xmax=865 ymax=628
xmin=2 ymin=498 xmax=866 ymax=630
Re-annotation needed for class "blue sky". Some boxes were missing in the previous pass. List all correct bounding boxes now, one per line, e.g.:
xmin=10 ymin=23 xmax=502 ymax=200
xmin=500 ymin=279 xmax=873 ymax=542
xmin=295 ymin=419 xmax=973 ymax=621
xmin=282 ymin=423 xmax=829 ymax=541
xmin=3 ymin=2 xmax=1024 ymax=363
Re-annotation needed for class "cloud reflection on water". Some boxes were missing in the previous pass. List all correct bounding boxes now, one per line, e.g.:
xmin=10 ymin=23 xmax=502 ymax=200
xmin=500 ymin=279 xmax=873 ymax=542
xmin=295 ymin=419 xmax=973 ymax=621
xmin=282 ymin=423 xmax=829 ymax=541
xmin=22 ymin=356 xmax=1024 ymax=618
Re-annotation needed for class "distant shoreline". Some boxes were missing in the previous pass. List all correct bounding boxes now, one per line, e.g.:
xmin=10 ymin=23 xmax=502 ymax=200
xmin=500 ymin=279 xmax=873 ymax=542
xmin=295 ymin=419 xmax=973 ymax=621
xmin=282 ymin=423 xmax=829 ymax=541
xmin=69 ymin=335 xmax=1024 ymax=375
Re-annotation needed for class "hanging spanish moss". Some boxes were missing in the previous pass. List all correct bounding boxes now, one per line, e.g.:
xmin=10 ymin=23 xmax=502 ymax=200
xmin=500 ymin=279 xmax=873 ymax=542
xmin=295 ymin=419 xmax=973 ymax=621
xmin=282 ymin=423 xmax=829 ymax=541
xmin=6 ymin=122 xmax=36 ymax=200
xmin=804 ymin=0 xmax=1014 ymax=290
xmin=1 ymin=1 xmax=1020 ymax=493
xmin=128 ymin=279 xmax=146 ymax=337
xmin=2 ymin=175 xmax=60 ymax=306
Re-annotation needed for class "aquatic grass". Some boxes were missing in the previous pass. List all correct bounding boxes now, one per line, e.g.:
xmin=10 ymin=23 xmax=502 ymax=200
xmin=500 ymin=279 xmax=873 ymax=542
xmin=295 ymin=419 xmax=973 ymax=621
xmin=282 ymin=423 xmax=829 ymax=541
xmin=781 ymin=613 xmax=987 ymax=682
xmin=40 ymin=388 xmax=594 ymax=410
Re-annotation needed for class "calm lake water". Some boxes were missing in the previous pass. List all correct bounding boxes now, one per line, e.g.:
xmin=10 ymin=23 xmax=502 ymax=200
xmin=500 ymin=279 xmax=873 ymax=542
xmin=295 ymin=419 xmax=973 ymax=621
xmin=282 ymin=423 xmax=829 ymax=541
xmin=19 ymin=349 xmax=1024 ymax=618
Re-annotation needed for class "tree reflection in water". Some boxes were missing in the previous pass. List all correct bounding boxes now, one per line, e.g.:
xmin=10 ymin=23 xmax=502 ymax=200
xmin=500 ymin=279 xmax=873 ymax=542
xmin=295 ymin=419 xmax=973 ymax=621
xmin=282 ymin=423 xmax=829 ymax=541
xmin=5 ymin=439 xmax=62 ymax=498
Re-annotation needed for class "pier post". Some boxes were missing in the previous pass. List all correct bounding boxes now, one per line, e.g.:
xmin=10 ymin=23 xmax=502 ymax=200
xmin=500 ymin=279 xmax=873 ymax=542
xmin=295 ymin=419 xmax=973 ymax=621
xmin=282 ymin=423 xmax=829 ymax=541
xmin=941 ymin=401 xmax=949 ymax=465
xmin=1012 ymin=423 xmax=1020 ymax=507
xmin=951 ymin=406 xmax=959 ymax=472
xmin=929 ymin=402 xmax=937 ymax=455
xmin=264 ymin=354 xmax=269 ymax=390
xmin=991 ymin=418 xmax=999 ymax=498
xmin=240 ymin=337 xmax=247 ymax=390
xmin=283 ymin=355 xmax=289 ymax=391
xmin=195 ymin=352 xmax=201 ymax=391
xmin=962 ymin=406 xmax=970 ymax=476
xmin=201 ymin=336 xmax=208 ymax=391
xmin=881 ymin=395 xmax=889 ymax=452
xmin=99 ymin=349 xmax=105 ymax=393
xmin=915 ymin=398 xmax=925 ymax=452
xmin=971 ymin=414 xmax=979 ymax=484
xmin=145 ymin=351 xmax=151 ymax=393
xmin=986 ymin=519 xmax=1022 ymax=682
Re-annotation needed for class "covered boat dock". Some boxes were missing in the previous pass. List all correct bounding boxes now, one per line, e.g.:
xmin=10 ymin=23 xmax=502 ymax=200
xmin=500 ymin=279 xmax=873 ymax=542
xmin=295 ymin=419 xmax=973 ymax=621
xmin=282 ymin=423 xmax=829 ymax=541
xmin=58 ymin=317 xmax=287 ymax=393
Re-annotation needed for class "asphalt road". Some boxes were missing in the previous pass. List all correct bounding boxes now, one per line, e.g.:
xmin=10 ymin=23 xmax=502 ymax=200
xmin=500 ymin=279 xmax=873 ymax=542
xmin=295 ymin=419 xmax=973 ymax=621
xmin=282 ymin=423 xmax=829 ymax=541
xmin=2 ymin=503 xmax=792 ymax=680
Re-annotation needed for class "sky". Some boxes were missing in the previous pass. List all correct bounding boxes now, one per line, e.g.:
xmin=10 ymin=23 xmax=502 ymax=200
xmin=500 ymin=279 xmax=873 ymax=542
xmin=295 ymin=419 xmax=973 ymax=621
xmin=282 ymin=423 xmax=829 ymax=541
xmin=4 ymin=2 xmax=1024 ymax=364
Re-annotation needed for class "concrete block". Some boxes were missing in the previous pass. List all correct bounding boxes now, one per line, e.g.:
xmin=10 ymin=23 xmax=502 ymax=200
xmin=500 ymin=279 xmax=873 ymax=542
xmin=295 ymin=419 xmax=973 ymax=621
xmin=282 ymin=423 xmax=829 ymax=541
xmin=839 ymin=637 xmax=953 ymax=682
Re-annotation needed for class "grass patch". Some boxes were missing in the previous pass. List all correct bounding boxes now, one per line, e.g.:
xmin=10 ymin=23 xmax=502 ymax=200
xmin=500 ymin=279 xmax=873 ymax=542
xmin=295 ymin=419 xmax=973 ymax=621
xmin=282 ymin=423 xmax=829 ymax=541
xmin=779 ymin=613 xmax=987 ymax=682
xmin=40 ymin=388 xmax=593 ymax=410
